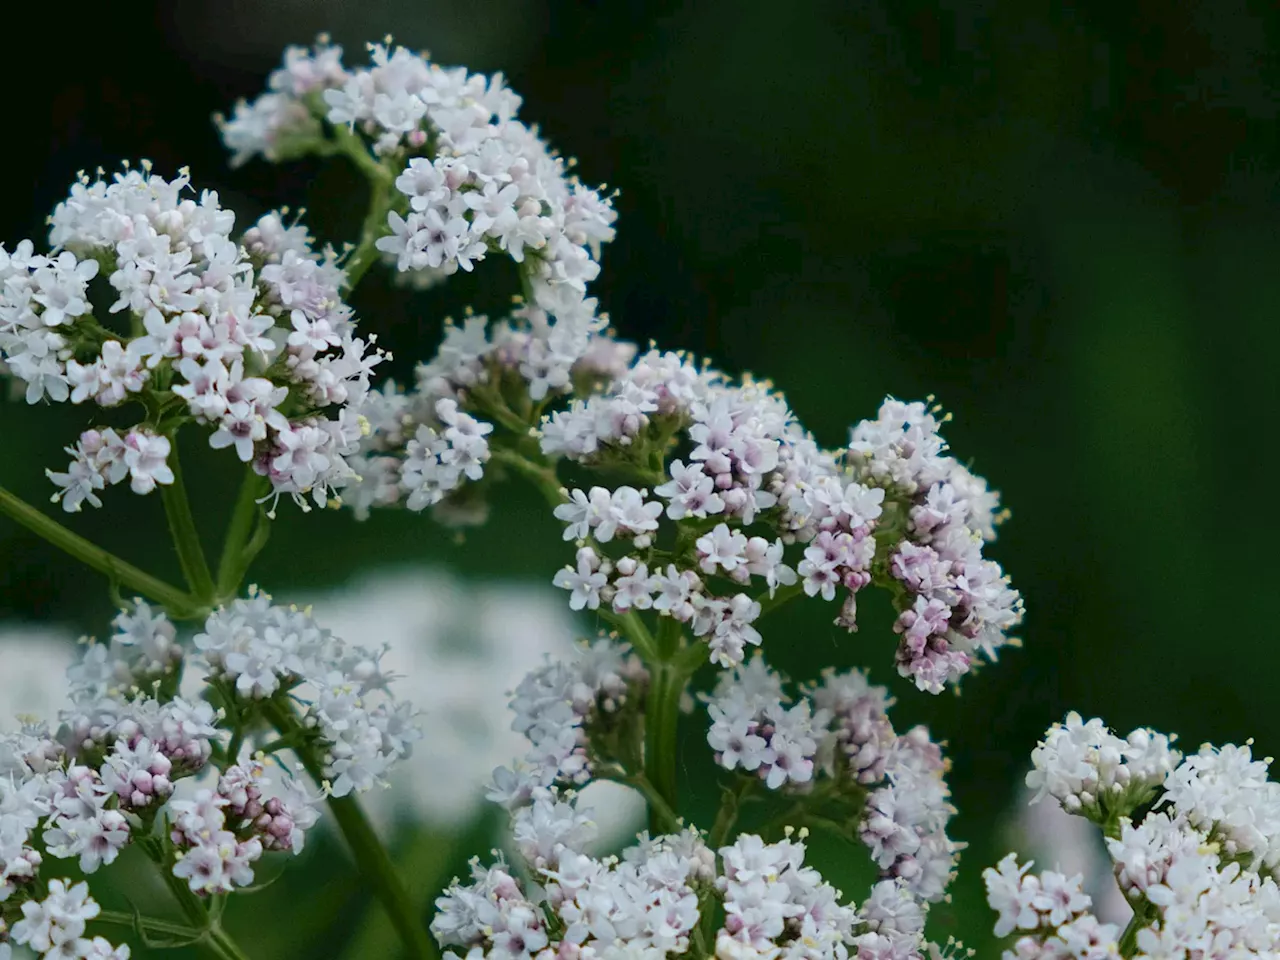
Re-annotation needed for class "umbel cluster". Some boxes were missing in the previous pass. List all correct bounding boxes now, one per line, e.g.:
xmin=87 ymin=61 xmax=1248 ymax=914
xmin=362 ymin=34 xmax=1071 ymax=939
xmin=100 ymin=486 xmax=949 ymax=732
xmin=0 ymin=34 xmax=1273 ymax=960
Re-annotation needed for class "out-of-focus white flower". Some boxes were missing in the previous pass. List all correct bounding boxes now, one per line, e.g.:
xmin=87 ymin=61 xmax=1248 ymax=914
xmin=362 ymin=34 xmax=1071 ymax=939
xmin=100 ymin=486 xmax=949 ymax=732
xmin=301 ymin=568 xmax=644 ymax=839
xmin=0 ymin=626 xmax=76 ymax=725
xmin=1012 ymin=782 xmax=1130 ymax=926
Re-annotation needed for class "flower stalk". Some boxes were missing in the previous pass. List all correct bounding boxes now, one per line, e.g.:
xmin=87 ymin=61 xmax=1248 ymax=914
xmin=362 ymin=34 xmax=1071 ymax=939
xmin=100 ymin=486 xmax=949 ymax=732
xmin=261 ymin=699 xmax=440 ymax=960
xmin=0 ymin=483 xmax=200 ymax=616
xmin=158 ymin=434 xmax=216 ymax=604
xmin=215 ymin=468 xmax=271 ymax=602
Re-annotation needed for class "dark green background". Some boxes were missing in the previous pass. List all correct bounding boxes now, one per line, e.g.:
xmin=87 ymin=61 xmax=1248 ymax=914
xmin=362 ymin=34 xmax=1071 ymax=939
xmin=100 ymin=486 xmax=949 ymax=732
xmin=2 ymin=1 xmax=1277 ymax=954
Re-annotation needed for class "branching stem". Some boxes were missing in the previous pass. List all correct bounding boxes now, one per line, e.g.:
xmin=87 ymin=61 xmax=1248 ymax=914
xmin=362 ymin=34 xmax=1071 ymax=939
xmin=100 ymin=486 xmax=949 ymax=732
xmin=489 ymin=447 xmax=563 ymax=506
xmin=159 ymin=436 xmax=216 ymax=603
xmin=1118 ymin=899 xmax=1156 ymax=958
xmin=331 ymin=126 xmax=395 ymax=292
xmin=262 ymin=700 xmax=440 ymax=960
xmin=215 ymin=468 xmax=270 ymax=601
xmin=0 ymin=484 xmax=199 ymax=616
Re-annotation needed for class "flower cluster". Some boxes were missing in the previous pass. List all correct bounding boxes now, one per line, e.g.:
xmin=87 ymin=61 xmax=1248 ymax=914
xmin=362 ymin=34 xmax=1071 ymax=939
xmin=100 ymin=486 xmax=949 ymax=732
xmin=0 ymin=606 xmax=324 ymax=910
xmin=705 ymin=657 xmax=825 ymax=791
xmin=342 ymin=304 xmax=630 ymax=521
xmin=3 ymin=879 xmax=128 ymax=959
xmin=220 ymin=36 xmax=617 ymax=403
xmin=217 ymin=40 xmax=345 ymax=167
xmin=0 ymin=580 xmax=431 ymax=960
xmin=434 ymin=795 xmax=946 ymax=960
xmin=984 ymin=854 xmax=1120 ymax=958
xmin=987 ymin=715 xmax=1280 ymax=957
xmin=433 ymin=808 xmax=710 ymax=960
xmin=1024 ymin=712 xmax=1180 ymax=821
xmin=431 ymin=648 xmax=958 ymax=960
xmin=342 ymin=296 xmax=1022 ymax=690
xmin=854 ymin=399 xmax=1024 ymax=691
xmin=716 ymin=832 xmax=859 ymax=959
xmin=65 ymin=600 xmax=182 ymax=703
xmin=194 ymin=588 xmax=421 ymax=797
xmin=544 ymin=361 xmax=1021 ymax=687
xmin=707 ymin=657 xmax=961 ymax=905
xmin=0 ymin=165 xmax=381 ymax=514
xmin=170 ymin=755 xmax=318 ymax=893
xmin=489 ymin=638 xmax=647 ymax=804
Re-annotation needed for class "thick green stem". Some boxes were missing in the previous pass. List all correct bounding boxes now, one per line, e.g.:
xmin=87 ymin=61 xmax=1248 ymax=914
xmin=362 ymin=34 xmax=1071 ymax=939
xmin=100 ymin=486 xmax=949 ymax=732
xmin=490 ymin=447 xmax=563 ymax=506
xmin=709 ymin=779 xmax=755 ymax=850
xmin=0 ymin=484 xmax=199 ymax=615
xmin=1118 ymin=899 xmax=1156 ymax=957
xmin=216 ymin=468 xmax=270 ymax=601
xmin=159 ymin=439 xmax=216 ymax=602
xmin=95 ymin=910 xmax=203 ymax=940
xmin=97 ymin=906 xmax=250 ymax=960
xmin=331 ymin=124 xmax=394 ymax=186
xmin=600 ymin=609 xmax=660 ymax=662
xmin=225 ymin=717 xmax=248 ymax=767
xmin=605 ymin=612 xmax=702 ymax=835
xmin=613 ymin=772 xmax=680 ymax=834
xmin=343 ymin=186 xmax=389 ymax=291
xmin=263 ymin=701 xmax=439 ymax=960
xmin=337 ymin=130 xmax=395 ymax=292
xmin=341 ymin=829 xmax=458 ymax=960
xmin=207 ymin=924 xmax=253 ymax=960
xmin=319 ymin=787 xmax=440 ymax=960
xmin=643 ymin=662 xmax=681 ymax=833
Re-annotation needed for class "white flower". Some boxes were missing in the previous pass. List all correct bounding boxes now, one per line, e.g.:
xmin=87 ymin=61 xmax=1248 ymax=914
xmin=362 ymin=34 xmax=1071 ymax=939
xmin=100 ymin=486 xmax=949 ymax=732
xmin=696 ymin=524 xmax=749 ymax=576
xmin=12 ymin=878 xmax=101 ymax=953
xmin=554 ymin=487 xmax=612 ymax=541
xmin=553 ymin=547 xmax=610 ymax=612
xmin=121 ymin=430 xmax=174 ymax=495
xmin=983 ymin=854 xmax=1038 ymax=938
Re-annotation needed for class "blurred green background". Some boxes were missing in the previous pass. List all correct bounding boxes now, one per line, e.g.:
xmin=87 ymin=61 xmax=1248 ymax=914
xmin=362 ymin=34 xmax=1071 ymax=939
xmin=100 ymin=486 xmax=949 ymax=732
xmin=2 ymin=1 xmax=1278 ymax=954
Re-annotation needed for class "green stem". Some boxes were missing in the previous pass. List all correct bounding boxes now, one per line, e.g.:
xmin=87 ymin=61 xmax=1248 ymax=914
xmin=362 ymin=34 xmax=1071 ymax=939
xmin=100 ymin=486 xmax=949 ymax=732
xmin=159 ymin=438 xmax=216 ymax=602
xmin=97 ymin=908 xmax=249 ymax=960
xmin=95 ymin=910 xmax=203 ymax=939
xmin=207 ymin=924 xmax=253 ymax=960
xmin=697 ymin=780 xmax=755 ymax=953
xmin=338 ymin=134 xmax=394 ymax=292
xmin=256 ymin=733 xmax=301 ymax=755
xmin=1118 ymin=898 xmax=1156 ymax=957
xmin=709 ymin=778 xmax=755 ymax=850
xmin=472 ymin=386 xmax=537 ymax=436
xmin=331 ymin=124 xmax=394 ymax=186
xmin=226 ymin=722 xmax=247 ymax=767
xmin=599 ymin=609 xmax=660 ymax=662
xmin=341 ymin=828 xmax=458 ymax=960
xmin=263 ymin=701 xmax=439 ymax=960
xmin=490 ymin=447 xmax=564 ymax=506
xmin=157 ymin=855 xmax=210 ymax=930
xmin=605 ymin=613 xmax=704 ymax=835
xmin=643 ymin=662 xmax=680 ymax=832
xmin=215 ymin=468 xmax=270 ymax=601
xmin=0 ymin=484 xmax=199 ymax=616
xmin=755 ymin=581 xmax=803 ymax=618
xmin=614 ymin=772 xmax=681 ymax=834
xmin=321 ymin=789 xmax=440 ymax=960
